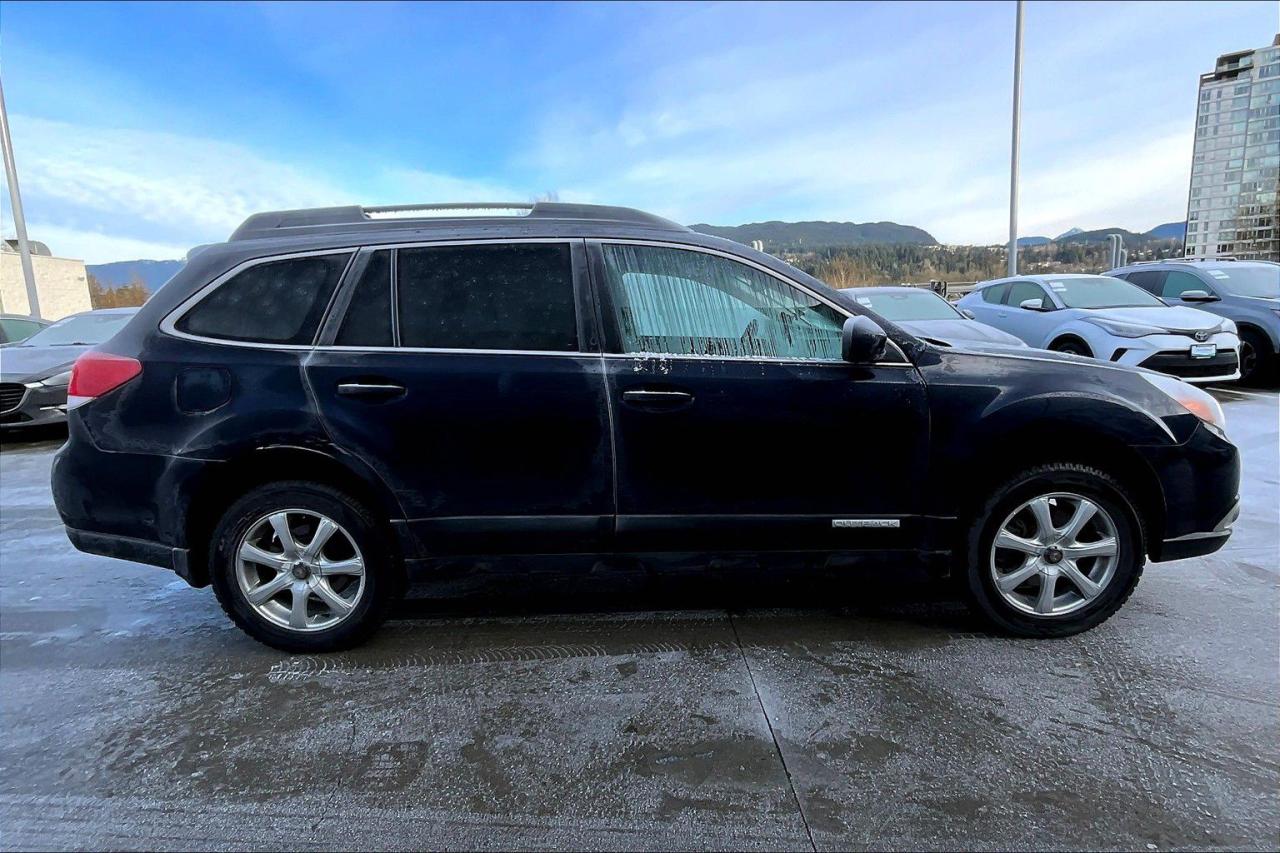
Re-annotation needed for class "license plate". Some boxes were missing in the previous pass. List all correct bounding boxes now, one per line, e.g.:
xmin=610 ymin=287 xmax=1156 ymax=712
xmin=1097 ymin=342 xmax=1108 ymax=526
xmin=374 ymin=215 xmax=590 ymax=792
xmin=1190 ymin=344 xmax=1216 ymax=359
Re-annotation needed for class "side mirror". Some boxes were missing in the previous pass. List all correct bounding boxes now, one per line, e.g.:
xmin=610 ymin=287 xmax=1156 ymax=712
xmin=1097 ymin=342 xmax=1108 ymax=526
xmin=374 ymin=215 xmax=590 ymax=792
xmin=842 ymin=315 xmax=888 ymax=363
xmin=960 ymin=308 xmax=977 ymax=319
xmin=1179 ymin=290 xmax=1217 ymax=302
xmin=1019 ymin=298 xmax=1046 ymax=311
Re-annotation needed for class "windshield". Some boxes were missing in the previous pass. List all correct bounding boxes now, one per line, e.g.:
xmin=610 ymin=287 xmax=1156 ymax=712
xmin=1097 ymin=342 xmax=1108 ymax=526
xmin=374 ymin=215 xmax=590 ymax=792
xmin=1204 ymin=267 xmax=1280 ymax=299
xmin=850 ymin=289 xmax=961 ymax=321
xmin=1050 ymin=276 xmax=1165 ymax=309
xmin=20 ymin=313 xmax=134 ymax=347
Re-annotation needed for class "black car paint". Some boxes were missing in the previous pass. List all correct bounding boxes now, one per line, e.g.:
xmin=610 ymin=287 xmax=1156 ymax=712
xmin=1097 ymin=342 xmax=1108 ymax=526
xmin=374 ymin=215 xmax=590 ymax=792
xmin=51 ymin=215 xmax=1240 ymax=588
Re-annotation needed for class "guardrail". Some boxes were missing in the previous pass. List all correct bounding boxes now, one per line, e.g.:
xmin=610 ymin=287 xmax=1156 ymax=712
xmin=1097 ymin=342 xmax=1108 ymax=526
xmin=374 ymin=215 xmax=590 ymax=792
xmin=899 ymin=280 xmax=978 ymax=300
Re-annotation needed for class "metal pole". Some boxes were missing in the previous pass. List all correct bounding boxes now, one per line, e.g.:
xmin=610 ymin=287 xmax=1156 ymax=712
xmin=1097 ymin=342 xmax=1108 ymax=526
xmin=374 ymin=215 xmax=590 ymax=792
xmin=1007 ymin=0 xmax=1024 ymax=277
xmin=0 ymin=75 xmax=41 ymax=318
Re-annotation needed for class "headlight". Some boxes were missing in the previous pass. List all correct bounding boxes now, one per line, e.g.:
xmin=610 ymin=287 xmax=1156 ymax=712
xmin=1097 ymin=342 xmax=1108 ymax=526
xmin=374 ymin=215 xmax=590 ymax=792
xmin=26 ymin=370 xmax=72 ymax=389
xmin=1139 ymin=372 xmax=1226 ymax=434
xmin=1086 ymin=318 xmax=1165 ymax=338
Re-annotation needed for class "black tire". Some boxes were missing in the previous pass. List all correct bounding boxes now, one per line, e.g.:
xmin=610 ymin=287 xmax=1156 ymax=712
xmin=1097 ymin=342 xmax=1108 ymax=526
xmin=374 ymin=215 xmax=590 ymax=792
xmin=963 ymin=463 xmax=1144 ymax=638
xmin=210 ymin=481 xmax=397 ymax=652
xmin=1238 ymin=327 xmax=1275 ymax=386
xmin=1050 ymin=337 xmax=1092 ymax=358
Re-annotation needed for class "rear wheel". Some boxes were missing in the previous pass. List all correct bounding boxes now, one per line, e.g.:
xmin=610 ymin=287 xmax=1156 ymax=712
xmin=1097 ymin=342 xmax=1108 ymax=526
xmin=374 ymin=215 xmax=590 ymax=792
xmin=210 ymin=481 xmax=395 ymax=652
xmin=963 ymin=463 xmax=1144 ymax=637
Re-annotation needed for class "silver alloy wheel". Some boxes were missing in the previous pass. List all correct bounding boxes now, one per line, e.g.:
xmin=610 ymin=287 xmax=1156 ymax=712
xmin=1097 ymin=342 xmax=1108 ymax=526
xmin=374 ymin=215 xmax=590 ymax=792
xmin=989 ymin=492 xmax=1120 ymax=617
xmin=235 ymin=509 xmax=366 ymax=632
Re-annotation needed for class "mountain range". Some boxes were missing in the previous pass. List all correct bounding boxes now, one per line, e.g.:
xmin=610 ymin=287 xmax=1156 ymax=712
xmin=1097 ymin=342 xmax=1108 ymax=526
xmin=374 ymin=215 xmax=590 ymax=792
xmin=689 ymin=220 xmax=937 ymax=248
xmin=87 ymin=259 xmax=185 ymax=291
xmin=1017 ymin=221 xmax=1185 ymax=247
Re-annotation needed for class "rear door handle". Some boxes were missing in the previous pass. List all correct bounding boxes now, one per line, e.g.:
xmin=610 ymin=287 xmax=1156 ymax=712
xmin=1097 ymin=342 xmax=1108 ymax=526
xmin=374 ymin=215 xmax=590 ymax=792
xmin=337 ymin=382 xmax=406 ymax=398
xmin=622 ymin=389 xmax=694 ymax=408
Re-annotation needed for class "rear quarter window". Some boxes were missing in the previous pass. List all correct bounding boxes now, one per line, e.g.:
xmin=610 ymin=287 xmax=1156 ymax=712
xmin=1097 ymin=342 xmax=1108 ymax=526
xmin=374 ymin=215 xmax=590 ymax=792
xmin=176 ymin=253 xmax=352 ymax=344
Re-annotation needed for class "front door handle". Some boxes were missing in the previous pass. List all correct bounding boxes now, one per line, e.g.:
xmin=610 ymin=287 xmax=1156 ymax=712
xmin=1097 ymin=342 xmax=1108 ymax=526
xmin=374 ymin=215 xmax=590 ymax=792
xmin=337 ymin=382 xmax=406 ymax=398
xmin=622 ymin=389 xmax=694 ymax=408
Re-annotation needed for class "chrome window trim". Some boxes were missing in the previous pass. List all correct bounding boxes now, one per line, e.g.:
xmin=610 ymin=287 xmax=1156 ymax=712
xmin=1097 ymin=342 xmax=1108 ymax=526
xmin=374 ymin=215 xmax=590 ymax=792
xmin=159 ymin=235 xmax=913 ymax=367
xmin=160 ymin=247 xmax=359 ymax=350
xmin=592 ymin=237 xmax=913 ymax=367
xmin=161 ymin=237 xmax=578 ymax=351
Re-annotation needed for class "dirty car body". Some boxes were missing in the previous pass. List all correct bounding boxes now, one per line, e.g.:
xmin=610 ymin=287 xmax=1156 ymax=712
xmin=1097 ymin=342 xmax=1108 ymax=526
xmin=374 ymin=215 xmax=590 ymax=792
xmin=51 ymin=203 xmax=1241 ymax=651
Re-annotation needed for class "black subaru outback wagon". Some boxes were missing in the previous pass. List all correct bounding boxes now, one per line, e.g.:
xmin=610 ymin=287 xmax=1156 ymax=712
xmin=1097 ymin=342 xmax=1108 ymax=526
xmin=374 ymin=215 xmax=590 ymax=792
xmin=52 ymin=203 xmax=1240 ymax=651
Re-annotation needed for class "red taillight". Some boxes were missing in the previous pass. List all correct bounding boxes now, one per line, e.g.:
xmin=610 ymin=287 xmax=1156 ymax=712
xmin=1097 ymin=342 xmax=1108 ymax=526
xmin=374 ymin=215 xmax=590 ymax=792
xmin=67 ymin=352 xmax=142 ymax=408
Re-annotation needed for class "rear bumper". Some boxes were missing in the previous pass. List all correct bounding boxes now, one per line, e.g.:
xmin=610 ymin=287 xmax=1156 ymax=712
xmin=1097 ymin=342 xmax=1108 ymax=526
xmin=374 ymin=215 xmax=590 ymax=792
xmin=64 ymin=526 xmax=196 ymax=582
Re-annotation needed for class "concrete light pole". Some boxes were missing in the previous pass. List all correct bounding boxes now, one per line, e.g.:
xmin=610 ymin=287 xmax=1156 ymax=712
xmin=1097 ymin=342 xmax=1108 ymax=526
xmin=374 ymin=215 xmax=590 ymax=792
xmin=1007 ymin=0 xmax=1024 ymax=277
xmin=0 ymin=75 xmax=41 ymax=318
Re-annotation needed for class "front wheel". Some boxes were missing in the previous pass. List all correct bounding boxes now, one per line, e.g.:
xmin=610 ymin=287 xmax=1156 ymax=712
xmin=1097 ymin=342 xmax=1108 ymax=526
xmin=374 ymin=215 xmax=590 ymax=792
xmin=210 ymin=481 xmax=396 ymax=652
xmin=963 ymin=463 xmax=1144 ymax=637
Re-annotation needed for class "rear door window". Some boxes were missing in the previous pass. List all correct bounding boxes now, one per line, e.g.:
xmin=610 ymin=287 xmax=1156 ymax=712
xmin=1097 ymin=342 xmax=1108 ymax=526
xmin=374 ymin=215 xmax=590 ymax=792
xmin=1123 ymin=270 xmax=1167 ymax=294
xmin=177 ymin=253 xmax=352 ymax=344
xmin=396 ymin=243 xmax=577 ymax=351
xmin=335 ymin=251 xmax=393 ymax=347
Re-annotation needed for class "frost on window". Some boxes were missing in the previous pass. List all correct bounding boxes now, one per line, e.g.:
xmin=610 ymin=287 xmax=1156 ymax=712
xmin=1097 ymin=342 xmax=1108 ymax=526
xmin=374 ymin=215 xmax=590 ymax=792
xmin=179 ymin=253 xmax=351 ymax=345
xmin=602 ymin=244 xmax=843 ymax=360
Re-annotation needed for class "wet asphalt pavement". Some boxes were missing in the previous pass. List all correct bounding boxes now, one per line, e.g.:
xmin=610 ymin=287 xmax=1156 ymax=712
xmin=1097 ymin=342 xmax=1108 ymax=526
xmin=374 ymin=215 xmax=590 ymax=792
xmin=0 ymin=388 xmax=1276 ymax=851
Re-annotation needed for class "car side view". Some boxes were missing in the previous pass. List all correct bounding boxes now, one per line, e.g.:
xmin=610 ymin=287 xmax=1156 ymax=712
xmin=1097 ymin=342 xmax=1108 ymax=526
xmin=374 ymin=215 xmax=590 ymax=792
xmin=51 ymin=203 xmax=1241 ymax=652
xmin=1107 ymin=259 xmax=1280 ymax=384
xmin=957 ymin=274 xmax=1241 ymax=383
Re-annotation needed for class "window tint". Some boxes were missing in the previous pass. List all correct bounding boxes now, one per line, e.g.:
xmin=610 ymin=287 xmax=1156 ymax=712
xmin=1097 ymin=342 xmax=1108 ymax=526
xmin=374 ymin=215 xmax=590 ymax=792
xmin=981 ymin=284 xmax=1009 ymax=304
xmin=601 ymin=244 xmax=844 ymax=360
xmin=397 ymin=243 xmax=577 ymax=351
xmin=178 ymin=253 xmax=351 ymax=344
xmin=1123 ymin=270 xmax=1166 ymax=294
xmin=335 ymin=251 xmax=393 ymax=347
xmin=1006 ymin=281 xmax=1050 ymax=308
xmin=1162 ymin=270 xmax=1212 ymax=299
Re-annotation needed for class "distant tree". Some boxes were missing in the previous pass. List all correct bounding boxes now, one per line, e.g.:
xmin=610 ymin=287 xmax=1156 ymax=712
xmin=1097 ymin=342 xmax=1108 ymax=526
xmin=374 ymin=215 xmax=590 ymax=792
xmin=88 ymin=273 xmax=150 ymax=309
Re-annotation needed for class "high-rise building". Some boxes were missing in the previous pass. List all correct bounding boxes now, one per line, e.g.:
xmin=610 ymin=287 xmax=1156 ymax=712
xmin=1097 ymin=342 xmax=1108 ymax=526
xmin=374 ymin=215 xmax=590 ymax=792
xmin=1185 ymin=34 xmax=1280 ymax=261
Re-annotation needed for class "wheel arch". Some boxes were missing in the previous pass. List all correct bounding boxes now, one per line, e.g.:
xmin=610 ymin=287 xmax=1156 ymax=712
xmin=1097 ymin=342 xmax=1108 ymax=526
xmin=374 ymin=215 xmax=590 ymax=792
xmin=1047 ymin=332 xmax=1094 ymax=356
xmin=182 ymin=444 xmax=405 ymax=587
xmin=951 ymin=420 xmax=1166 ymax=561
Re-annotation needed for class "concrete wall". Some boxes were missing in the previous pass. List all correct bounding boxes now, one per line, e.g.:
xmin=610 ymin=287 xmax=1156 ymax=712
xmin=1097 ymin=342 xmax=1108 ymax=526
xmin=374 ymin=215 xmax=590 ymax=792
xmin=0 ymin=252 xmax=93 ymax=320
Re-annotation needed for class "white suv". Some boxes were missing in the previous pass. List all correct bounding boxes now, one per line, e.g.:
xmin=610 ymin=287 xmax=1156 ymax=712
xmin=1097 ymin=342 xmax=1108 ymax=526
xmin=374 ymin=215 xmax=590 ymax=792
xmin=957 ymin=274 xmax=1240 ymax=384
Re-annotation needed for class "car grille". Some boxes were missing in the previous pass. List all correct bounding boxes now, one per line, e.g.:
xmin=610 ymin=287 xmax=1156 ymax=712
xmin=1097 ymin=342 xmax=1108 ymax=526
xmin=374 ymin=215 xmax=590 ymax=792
xmin=0 ymin=383 xmax=27 ymax=415
xmin=1140 ymin=350 xmax=1239 ymax=379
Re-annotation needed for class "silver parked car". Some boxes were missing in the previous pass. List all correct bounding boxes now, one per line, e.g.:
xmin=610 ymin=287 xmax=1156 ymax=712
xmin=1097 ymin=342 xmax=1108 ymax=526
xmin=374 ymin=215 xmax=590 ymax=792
xmin=957 ymin=274 xmax=1240 ymax=384
xmin=846 ymin=286 xmax=1028 ymax=349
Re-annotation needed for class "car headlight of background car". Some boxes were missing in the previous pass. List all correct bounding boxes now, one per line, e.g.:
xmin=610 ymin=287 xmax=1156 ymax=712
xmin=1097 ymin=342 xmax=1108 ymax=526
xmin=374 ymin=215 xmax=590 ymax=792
xmin=25 ymin=370 xmax=72 ymax=389
xmin=1139 ymin=372 xmax=1227 ymax=435
xmin=1085 ymin=318 xmax=1169 ymax=338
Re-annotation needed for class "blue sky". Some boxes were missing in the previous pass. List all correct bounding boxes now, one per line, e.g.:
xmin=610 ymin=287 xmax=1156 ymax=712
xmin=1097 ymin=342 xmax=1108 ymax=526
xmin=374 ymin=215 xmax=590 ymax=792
xmin=1 ymin=1 xmax=1275 ymax=263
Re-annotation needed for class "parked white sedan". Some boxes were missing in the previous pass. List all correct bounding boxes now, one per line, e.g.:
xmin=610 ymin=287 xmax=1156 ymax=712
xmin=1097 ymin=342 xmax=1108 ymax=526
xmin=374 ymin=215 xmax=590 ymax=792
xmin=957 ymin=274 xmax=1240 ymax=384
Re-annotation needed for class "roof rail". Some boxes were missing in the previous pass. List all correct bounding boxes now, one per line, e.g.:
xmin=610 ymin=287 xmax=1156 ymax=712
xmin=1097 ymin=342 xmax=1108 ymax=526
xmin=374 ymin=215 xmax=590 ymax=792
xmin=228 ymin=202 xmax=688 ymax=242
xmin=1169 ymin=256 xmax=1238 ymax=263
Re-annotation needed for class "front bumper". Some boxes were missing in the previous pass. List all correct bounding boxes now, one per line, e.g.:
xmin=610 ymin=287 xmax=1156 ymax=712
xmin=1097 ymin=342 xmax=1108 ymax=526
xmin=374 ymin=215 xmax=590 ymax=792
xmin=1142 ymin=422 xmax=1241 ymax=563
xmin=0 ymin=381 xmax=68 ymax=428
xmin=1108 ymin=333 xmax=1240 ymax=384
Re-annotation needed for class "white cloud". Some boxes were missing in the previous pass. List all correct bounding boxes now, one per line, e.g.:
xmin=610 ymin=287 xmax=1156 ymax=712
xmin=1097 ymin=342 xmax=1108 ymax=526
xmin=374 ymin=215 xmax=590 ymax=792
xmin=20 ymin=223 xmax=190 ymax=265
